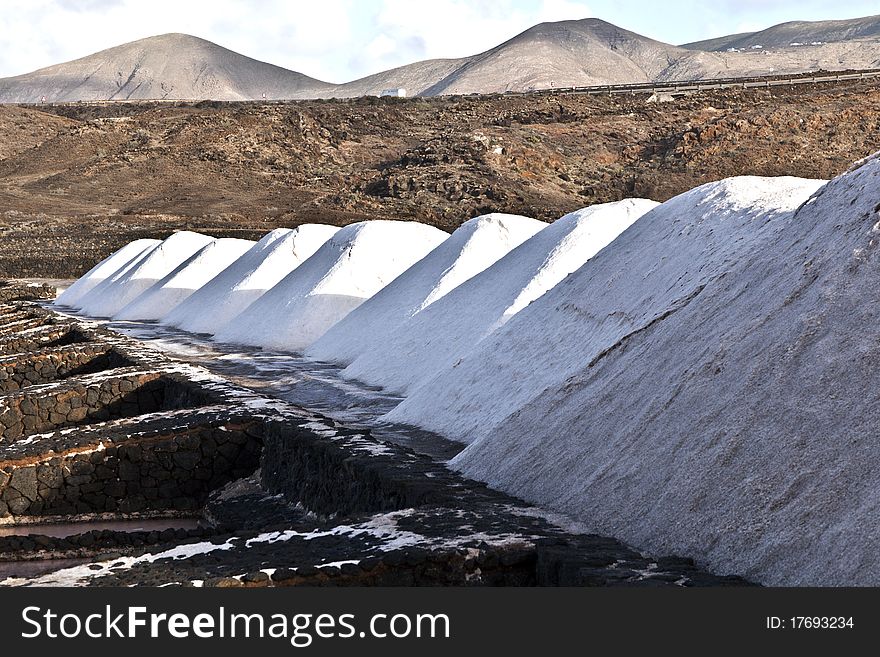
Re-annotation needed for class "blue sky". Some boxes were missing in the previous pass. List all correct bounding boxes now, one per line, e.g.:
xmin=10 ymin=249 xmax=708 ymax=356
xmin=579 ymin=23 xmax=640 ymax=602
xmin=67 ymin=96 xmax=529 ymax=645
xmin=0 ymin=0 xmax=878 ymax=81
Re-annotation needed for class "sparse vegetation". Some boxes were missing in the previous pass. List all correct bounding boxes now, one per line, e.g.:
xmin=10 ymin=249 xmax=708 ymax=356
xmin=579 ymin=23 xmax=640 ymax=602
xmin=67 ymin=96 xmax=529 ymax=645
xmin=1 ymin=78 xmax=880 ymax=278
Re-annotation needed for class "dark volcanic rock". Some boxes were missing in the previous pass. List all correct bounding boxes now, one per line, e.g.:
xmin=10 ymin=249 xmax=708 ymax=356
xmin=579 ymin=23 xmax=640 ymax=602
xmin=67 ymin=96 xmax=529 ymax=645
xmin=0 ymin=294 xmax=753 ymax=588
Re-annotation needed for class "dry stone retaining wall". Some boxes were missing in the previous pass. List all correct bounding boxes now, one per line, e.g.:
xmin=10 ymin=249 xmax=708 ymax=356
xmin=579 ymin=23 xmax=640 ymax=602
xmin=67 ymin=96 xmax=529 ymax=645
xmin=0 ymin=282 xmax=750 ymax=587
xmin=0 ymin=313 xmax=55 ymax=337
xmin=0 ymin=415 xmax=263 ymax=517
xmin=0 ymin=282 xmax=54 ymax=304
xmin=0 ymin=324 xmax=83 ymax=356
xmin=261 ymin=419 xmax=473 ymax=515
xmin=0 ymin=371 xmax=217 ymax=444
xmin=0 ymin=343 xmax=131 ymax=393
xmin=0 ymin=288 xmax=276 ymax=520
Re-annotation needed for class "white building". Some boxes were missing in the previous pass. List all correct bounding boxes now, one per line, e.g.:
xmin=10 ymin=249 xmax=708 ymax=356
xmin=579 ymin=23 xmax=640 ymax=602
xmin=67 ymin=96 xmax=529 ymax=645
xmin=380 ymin=88 xmax=407 ymax=98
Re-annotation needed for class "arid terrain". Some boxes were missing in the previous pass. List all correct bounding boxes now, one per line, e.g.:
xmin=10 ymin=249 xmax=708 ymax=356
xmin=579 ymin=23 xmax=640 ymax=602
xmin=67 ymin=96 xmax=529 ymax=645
xmin=6 ymin=17 xmax=880 ymax=102
xmin=2 ymin=77 xmax=880 ymax=278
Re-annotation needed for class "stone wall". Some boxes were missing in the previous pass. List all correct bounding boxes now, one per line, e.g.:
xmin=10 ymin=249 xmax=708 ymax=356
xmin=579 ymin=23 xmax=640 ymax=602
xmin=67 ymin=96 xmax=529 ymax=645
xmin=260 ymin=418 xmax=489 ymax=516
xmin=0 ymin=371 xmax=218 ymax=444
xmin=0 ymin=313 xmax=55 ymax=337
xmin=0 ymin=282 xmax=55 ymax=304
xmin=0 ymin=298 xmax=273 ymax=520
xmin=0 ymin=524 xmax=211 ymax=557
xmin=224 ymin=547 xmax=538 ymax=587
xmin=0 ymin=414 xmax=263 ymax=517
xmin=0 ymin=309 xmax=34 ymax=323
xmin=0 ymin=343 xmax=131 ymax=393
xmin=0 ymin=324 xmax=83 ymax=356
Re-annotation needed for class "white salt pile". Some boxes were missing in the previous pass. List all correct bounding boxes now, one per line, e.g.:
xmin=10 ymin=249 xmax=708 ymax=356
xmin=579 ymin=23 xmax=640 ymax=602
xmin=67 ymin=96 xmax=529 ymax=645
xmin=163 ymin=225 xmax=339 ymax=335
xmin=74 ymin=244 xmax=161 ymax=314
xmin=306 ymin=213 xmax=547 ymax=365
xmin=113 ymin=238 xmax=255 ymax=321
xmin=64 ymin=163 xmax=880 ymax=586
xmin=54 ymin=239 xmax=160 ymax=308
xmin=427 ymin=172 xmax=880 ymax=586
xmin=76 ymin=231 xmax=213 ymax=318
xmin=389 ymin=179 xmax=821 ymax=444
xmin=344 ymin=198 xmax=658 ymax=395
xmin=215 ymin=220 xmax=448 ymax=352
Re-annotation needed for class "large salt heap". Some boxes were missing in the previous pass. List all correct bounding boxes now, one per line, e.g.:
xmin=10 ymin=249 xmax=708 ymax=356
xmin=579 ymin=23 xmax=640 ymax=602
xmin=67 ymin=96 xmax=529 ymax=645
xmin=344 ymin=198 xmax=659 ymax=394
xmin=163 ymin=225 xmax=339 ymax=335
xmin=307 ymin=213 xmax=547 ymax=365
xmin=418 ymin=166 xmax=880 ymax=586
xmin=54 ymin=239 xmax=160 ymax=308
xmin=215 ymin=220 xmax=448 ymax=352
xmin=76 ymin=231 xmax=213 ymax=318
xmin=387 ymin=181 xmax=819 ymax=443
xmin=113 ymin=238 xmax=255 ymax=321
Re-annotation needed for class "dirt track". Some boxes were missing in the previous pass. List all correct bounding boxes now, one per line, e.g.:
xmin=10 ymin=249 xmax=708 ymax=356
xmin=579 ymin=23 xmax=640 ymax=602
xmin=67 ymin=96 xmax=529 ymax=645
xmin=2 ymin=78 xmax=880 ymax=278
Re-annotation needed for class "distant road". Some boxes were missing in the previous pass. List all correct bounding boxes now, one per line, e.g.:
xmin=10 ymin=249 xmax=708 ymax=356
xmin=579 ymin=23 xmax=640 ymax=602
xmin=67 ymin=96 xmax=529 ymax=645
xmin=14 ymin=69 xmax=880 ymax=106
xmin=523 ymin=69 xmax=880 ymax=98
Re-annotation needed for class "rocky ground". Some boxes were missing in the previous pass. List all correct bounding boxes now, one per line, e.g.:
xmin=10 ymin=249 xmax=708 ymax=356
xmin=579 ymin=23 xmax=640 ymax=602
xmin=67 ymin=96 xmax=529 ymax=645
xmin=0 ymin=284 xmax=751 ymax=586
xmin=1 ymin=78 xmax=879 ymax=277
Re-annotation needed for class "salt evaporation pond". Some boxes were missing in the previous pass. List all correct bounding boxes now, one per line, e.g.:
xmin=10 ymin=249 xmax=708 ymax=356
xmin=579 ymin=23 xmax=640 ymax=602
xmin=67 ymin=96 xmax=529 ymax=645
xmin=53 ymin=309 xmax=463 ymax=461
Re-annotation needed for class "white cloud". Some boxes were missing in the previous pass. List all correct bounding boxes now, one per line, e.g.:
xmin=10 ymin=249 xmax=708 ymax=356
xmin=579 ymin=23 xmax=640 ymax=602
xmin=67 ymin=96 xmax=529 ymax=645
xmin=364 ymin=33 xmax=398 ymax=62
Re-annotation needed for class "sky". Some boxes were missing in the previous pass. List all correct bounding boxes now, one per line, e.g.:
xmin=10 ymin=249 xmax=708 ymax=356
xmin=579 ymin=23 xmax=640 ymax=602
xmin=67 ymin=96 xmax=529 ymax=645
xmin=0 ymin=0 xmax=878 ymax=82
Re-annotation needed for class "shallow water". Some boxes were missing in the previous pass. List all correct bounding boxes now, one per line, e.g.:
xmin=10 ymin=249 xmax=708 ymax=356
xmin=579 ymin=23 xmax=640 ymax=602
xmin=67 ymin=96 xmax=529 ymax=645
xmin=0 ymin=518 xmax=203 ymax=581
xmin=0 ymin=557 xmax=94 ymax=580
xmin=0 ymin=517 xmax=202 ymax=539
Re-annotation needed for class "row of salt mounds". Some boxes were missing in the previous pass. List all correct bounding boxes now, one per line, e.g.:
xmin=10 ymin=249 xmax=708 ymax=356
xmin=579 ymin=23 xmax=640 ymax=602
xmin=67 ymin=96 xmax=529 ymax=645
xmin=307 ymin=214 xmax=547 ymax=365
xmin=76 ymin=231 xmax=213 ymax=317
xmin=114 ymin=238 xmax=256 ymax=321
xmin=343 ymin=199 xmax=658 ymax=395
xmin=215 ymin=220 xmax=448 ymax=352
xmin=54 ymin=239 xmax=159 ymax=308
xmin=394 ymin=179 xmax=820 ymax=446
xmin=449 ymin=171 xmax=880 ymax=587
xmin=164 ymin=225 xmax=340 ymax=335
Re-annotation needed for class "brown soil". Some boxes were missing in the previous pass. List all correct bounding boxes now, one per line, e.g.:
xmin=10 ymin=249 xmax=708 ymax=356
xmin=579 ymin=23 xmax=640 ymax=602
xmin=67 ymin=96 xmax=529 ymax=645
xmin=2 ymin=79 xmax=880 ymax=278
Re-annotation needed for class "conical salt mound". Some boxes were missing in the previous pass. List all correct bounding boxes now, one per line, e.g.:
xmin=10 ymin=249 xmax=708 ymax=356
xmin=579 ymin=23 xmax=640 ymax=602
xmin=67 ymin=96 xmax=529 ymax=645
xmin=307 ymin=213 xmax=547 ymax=366
xmin=113 ymin=237 xmax=255 ymax=321
xmin=215 ymin=220 xmax=448 ymax=352
xmin=163 ymin=225 xmax=339 ymax=335
xmin=55 ymin=239 xmax=160 ymax=308
xmin=343 ymin=198 xmax=659 ymax=395
xmin=77 ymin=231 xmax=213 ymax=318
xmin=391 ymin=179 xmax=821 ymax=446
xmin=427 ymin=167 xmax=880 ymax=586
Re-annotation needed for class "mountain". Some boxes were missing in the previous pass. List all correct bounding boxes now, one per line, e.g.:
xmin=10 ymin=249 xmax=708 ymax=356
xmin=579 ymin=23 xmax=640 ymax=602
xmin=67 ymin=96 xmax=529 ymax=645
xmin=333 ymin=17 xmax=880 ymax=97
xmin=682 ymin=14 xmax=880 ymax=51
xmin=328 ymin=16 xmax=880 ymax=96
xmin=0 ymin=33 xmax=332 ymax=103
xmin=4 ymin=15 xmax=880 ymax=103
xmin=329 ymin=19 xmax=705 ymax=96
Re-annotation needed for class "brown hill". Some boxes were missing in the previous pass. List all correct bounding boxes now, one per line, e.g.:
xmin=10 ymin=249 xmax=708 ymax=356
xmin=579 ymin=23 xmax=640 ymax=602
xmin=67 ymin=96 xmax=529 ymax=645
xmin=0 ymin=34 xmax=332 ymax=103
xmin=1 ymin=77 xmax=880 ymax=277
xmin=6 ymin=16 xmax=880 ymax=103
xmin=683 ymin=14 xmax=880 ymax=51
